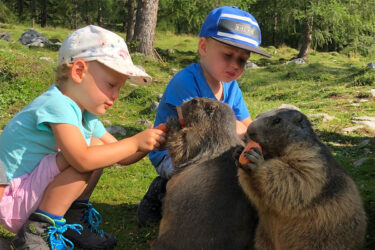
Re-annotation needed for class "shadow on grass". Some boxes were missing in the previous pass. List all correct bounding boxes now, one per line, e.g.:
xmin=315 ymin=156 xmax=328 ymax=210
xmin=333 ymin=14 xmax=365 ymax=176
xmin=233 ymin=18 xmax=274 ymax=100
xmin=89 ymin=202 xmax=159 ymax=250
xmin=317 ymin=130 xmax=375 ymax=250
xmin=0 ymin=202 xmax=159 ymax=250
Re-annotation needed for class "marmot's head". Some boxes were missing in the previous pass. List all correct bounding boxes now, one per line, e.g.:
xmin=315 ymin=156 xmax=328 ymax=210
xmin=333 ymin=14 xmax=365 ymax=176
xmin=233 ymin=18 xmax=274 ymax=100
xmin=246 ymin=109 xmax=317 ymax=158
xmin=181 ymin=98 xmax=237 ymax=136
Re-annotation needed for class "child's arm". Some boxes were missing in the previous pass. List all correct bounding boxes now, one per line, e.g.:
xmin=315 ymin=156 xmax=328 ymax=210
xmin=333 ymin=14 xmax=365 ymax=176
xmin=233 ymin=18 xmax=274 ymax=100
xmin=97 ymin=130 xmax=149 ymax=165
xmin=236 ymin=117 xmax=252 ymax=140
xmin=50 ymin=123 xmax=165 ymax=172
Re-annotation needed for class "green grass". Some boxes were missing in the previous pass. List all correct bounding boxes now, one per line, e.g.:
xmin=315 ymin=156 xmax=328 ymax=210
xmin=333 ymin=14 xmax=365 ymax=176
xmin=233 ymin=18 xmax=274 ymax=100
xmin=0 ymin=24 xmax=374 ymax=249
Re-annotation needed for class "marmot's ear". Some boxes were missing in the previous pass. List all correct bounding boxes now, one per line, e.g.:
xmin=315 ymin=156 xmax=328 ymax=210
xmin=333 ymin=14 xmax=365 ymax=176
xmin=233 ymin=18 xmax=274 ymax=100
xmin=206 ymin=105 xmax=216 ymax=117
xmin=293 ymin=112 xmax=304 ymax=124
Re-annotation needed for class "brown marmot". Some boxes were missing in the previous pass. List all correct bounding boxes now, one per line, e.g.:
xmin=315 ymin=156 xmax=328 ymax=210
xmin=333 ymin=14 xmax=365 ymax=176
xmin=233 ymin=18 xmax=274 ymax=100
xmin=152 ymin=97 xmax=258 ymax=250
xmin=234 ymin=108 xmax=367 ymax=250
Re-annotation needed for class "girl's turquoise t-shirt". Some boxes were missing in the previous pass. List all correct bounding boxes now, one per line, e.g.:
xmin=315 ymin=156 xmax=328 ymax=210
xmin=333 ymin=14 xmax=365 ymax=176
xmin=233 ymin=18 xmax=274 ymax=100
xmin=0 ymin=85 xmax=106 ymax=181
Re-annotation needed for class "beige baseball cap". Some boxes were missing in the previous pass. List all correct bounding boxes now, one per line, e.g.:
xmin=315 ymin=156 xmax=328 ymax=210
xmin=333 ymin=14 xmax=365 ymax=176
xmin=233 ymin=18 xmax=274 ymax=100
xmin=58 ymin=25 xmax=152 ymax=86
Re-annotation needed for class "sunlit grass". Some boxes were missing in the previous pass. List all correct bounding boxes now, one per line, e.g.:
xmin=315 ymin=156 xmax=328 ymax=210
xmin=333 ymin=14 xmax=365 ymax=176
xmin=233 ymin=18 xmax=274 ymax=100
xmin=0 ymin=24 xmax=374 ymax=249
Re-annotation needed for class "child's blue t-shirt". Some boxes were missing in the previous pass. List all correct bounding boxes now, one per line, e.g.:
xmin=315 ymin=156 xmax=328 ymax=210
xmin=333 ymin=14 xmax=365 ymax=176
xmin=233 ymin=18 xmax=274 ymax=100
xmin=149 ymin=63 xmax=250 ymax=167
xmin=0 ymin=85 xmax=106 ymax=181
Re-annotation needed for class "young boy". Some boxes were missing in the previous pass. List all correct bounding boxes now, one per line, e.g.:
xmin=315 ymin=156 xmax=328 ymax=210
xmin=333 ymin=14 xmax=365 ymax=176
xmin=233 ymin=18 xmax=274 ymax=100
xmin=0 ymin=25 xmax=166 ymax=249
xmin=137 ymin=6 xmax=271 ymax=226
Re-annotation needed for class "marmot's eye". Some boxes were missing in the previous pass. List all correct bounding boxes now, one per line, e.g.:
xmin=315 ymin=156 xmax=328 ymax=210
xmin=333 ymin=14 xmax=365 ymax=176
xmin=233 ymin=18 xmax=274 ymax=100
xmin=272 ymin=117 xmax=281 ymax=125
xmin=191 ymin=99 xmax=198 ymax=105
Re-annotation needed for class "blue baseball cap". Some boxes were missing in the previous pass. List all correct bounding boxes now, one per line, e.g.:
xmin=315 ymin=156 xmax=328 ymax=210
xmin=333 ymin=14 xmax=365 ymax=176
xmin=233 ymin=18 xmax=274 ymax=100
xmin=199 ymin=6 xmax=271 ymax=57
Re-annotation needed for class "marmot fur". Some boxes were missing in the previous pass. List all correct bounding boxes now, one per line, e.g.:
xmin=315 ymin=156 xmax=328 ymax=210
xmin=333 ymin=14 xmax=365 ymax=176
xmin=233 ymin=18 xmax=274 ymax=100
xmin=234 ymin=108 xmax=367 ymax=250
xmin=152 ymin=98 xmax=257 ymax=250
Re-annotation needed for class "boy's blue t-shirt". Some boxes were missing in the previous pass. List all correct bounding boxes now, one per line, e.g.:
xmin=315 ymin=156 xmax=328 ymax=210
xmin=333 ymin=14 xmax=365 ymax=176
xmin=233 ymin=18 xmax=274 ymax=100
xmin=149 ymin=63 xmax=250 ymax=167
xmin=0 ymin=85 xmax=106 ymax=181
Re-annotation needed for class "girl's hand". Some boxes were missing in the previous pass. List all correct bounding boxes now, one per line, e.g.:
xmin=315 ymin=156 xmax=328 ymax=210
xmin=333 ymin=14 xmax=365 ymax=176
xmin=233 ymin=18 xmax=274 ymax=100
xmin=133 ymin=128 xmax=166 ymax=152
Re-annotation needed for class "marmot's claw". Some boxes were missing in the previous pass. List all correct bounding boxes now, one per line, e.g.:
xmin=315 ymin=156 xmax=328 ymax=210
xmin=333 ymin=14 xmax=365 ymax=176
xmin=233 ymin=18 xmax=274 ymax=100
xmin=233 ymin=146 xmax=244 ymax=161
xmin=244 ymin=150 xmax=264 ymax=166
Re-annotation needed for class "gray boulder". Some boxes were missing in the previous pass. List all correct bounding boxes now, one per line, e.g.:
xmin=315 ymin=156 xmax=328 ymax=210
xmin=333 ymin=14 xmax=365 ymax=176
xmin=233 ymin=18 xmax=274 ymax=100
xmin=18 ymin=29 xmax=52 ymax=46
xmin=367 ymin=62 xmax=375 ymax=69
xmin=286 ymin=58 xmax=306 ymax=65
xmin=0 ymin=32 xmax=11 ymax=42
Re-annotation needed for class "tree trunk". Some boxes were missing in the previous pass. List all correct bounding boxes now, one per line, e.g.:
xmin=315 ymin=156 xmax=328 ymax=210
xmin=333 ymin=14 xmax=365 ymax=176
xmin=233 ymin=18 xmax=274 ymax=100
xmin=133 ymin=0 xmax=159 ymax=58
xmin=126 ymin=0 xmax=136 ymax=42
xmin=298 ymin=15 xmax=313 ymax=60
xmin=97 ymin=0 xmax=103 ymax=26
xmin=83 ymin=0 xmax=90 ymax=25
xmin=31 ymin=0 xmax=36 ymax=28
xmin=272 ymin=0 xmax=278 ymax=46
xmin=17 ymin=0 xmax=24 ymax=19
xmin=40 ymin=0 xmax=47 ymax=27
xmin=72 ymin=0 xmax=78 ymax=29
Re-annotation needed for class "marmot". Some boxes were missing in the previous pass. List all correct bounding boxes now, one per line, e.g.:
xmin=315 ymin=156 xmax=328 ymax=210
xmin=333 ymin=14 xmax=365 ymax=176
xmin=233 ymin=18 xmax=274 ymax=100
xmin=234 ymin=108 xmax=367 ymax=250
xmin=152 ymin=98 xmax=258 ymax=250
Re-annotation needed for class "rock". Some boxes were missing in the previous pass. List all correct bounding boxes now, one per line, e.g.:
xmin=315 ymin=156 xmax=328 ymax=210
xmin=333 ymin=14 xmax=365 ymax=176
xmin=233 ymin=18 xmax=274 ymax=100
xmin=245 ymin=61 xmax=258 ymax=69
xmin=169 ymin=68 xmax=178 ymax=75
xmin=369 ymin=89 xmax=375 ymax=97
xmin=353 ymin=157 xmax=368 ymax=167
xmin=0 ymin=32 xmax=11 ymax=42
xmin=358 ymin=139 xmax=370 ymax=147
xmin=149 ymin=101 xmax=159 ymax=112
xmin=342 ymin=125 xmax=363 ymax=134
xmin=367 ymin=62 xmax=375 ymax=69
xmin=278 ymin=104 xmax=300 ymax=111
xmin=286 ymin=58 xmax=305 ymax=64
xmin=137 ymin=120 xmax=153 ymax=127
xmin=167 ymin=48 xmax=175 ymax=54
xmin=364 ymin=148 xmax=371 ymax=154
xmin=309 ymin=113 xmax=336 ymax=122
xmin=157 ymin=94 xmax=163 ymax=102
xmin=102 ymin=119 xmax=112 ymax=125
xmin=352 ymin=116 xmax=375 ymax=130
xmin=39 ymin=57 xmax=53 ymax=62
xmin=105 ymin=126 xmax=126 ymax=136
xmin=18 ymin=29 xmax=52 ymax=46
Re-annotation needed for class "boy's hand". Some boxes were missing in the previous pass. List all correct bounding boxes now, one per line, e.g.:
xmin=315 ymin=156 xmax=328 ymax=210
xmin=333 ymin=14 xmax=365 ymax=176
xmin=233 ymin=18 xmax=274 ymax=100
xmin=134 ymin=128 xmax=166 ymax=152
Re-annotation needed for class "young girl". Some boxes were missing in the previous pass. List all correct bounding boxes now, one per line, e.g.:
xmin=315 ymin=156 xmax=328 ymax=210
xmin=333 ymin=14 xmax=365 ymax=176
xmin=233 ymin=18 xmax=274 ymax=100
xmin=0 ymin=25 xmax=166 ymax=250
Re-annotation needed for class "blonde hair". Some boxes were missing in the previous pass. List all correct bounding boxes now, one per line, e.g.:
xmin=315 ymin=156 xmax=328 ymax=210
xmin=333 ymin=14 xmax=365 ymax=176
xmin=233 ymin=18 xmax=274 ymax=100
xmin=55 ymin=62 xmax=73 ymax=86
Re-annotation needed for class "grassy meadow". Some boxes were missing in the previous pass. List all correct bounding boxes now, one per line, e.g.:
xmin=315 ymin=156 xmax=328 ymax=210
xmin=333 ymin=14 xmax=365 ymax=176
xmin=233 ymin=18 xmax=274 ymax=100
xmin=0 ymin=23 xmax=374 ymax=249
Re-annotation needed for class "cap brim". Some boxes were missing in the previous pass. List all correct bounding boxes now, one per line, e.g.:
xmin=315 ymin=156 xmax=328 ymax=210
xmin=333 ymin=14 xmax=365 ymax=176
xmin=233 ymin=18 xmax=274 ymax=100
xmin=97 ymin=59 xmax=153 ymax=86
xmin=212 ymin=37 xmax=271 ymax=58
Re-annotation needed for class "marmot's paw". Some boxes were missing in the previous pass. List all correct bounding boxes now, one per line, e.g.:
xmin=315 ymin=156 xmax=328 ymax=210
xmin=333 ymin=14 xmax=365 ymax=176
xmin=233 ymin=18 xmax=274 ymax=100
xmin=243 ymin=148 xmax=264 ymax=167
xmin=166 ymin=117 xmax=182 ymax=132
xmin=233 ymin=146 xmax=244 ymax=161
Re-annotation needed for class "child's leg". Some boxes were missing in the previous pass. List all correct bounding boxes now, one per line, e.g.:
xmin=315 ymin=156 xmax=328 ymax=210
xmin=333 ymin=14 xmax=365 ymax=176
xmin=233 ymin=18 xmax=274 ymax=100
xmin=137 ymin=154 xmax=171 ymax=227
xmin=76 ymin=136 xmax=104 ymax=200
xmin=37 ymin=153 xmax=90 ymax=215
xmin=75 ymin=168 xmax=103 ymax=201
xmin=63 ymin=137 xmax=117 ymax=249
xmin=9 ymin=153 xmax=90 ymax=250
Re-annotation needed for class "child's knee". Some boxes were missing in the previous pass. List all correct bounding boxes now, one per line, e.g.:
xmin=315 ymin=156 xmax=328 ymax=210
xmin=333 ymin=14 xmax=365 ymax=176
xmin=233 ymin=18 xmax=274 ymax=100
xmin=56 ymin=152 xmax=70 ymax=172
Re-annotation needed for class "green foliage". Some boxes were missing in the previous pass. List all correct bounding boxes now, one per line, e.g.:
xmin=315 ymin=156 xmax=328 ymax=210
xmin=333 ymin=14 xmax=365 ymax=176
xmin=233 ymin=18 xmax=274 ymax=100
xmin=0 ymin=24 xmax=374 ymax=250
xmin=0 ymin=1 xmax=16 ymax=23
xmin=2 ymin=0 xmax=375 ymax=58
